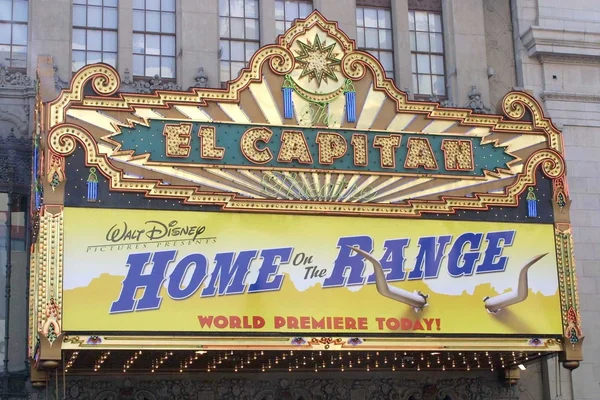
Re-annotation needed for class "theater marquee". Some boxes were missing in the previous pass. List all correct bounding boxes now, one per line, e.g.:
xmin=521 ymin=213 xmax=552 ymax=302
xmin=62 ymin=207 xmax=561 ymax=335
xmin=30 ymin=11 xmax=582 ymax=371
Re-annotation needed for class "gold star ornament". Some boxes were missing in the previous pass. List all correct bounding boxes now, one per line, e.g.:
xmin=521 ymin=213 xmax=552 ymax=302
xmin=294 ymin=34 xmax=341 ymax=87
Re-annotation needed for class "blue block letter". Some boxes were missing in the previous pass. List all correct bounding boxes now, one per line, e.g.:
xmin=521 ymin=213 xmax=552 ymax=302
xmin=366 ymin=238 xmax=409 ymax=284
xmin=110 ymin=250 xmax=177 ymax=313
xmin=167 ymin=253 xmax=208 ymax=300
xmin=248 ymin=247 xmax=293 ymax=293
xmin=476 ymin=230 xmax=516 ymax=273
xmin=201 ymin=250 xmax=257 ymax=297
xmin=323 ymin=236 xmax=373 ymax=287
xmin=447 ymin=233 xmax=483 ymax=277
xmin=407 ymin=236 xmax=452 ymax=280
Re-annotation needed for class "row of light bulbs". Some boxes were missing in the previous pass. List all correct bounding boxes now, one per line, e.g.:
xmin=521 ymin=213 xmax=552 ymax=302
xmin=69 ymin=350 xmax=541 ymax=374
xmin=93 ymin=351 xmax=110 ymax=372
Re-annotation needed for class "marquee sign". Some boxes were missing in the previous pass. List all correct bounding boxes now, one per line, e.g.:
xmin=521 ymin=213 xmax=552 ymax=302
xmin=62 ymin=207 xmax=561 ymax=336
xmin=29 ymin=11 xmax=583 ymax=371
xmin=42 ymin=11 xmax=567 ymax=217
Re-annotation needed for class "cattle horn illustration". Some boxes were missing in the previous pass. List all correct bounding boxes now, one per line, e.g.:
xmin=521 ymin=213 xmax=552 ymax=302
xmin=483 ymin=253 xmax=548 ymax=314
xmin=349 ymin=246 xmax=428 ymax=311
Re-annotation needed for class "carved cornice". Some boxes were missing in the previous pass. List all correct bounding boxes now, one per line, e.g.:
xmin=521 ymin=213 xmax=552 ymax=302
xmin=120 ymin=68 xmax=182 ymax=93
xmin=539 ymin=54 xmax=600 ymax=65
xmin=408 ymin=0 xmax=442 ymax=11
xmin=541 ymin=91 xmax=600 ymax=103
xmin=0 ymin=65 xmax=32 ymax=87
xmin=522 ymin=26 xmax=600 ymax=60
xmin=356 ymin=0 xmax=391 ymax=8
xmin=0 ymin=65 xmax=34 ymax=97
xmin=428 ymin=86 xmax=492 ymax=113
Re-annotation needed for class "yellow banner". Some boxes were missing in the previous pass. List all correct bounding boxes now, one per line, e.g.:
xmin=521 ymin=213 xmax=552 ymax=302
xmin=62 ymin=207 xmax=562 ymax=335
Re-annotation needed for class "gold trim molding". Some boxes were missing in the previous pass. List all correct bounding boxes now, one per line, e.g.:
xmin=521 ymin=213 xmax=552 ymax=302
xmin=61 ymin=335 xmax=563 ymax=353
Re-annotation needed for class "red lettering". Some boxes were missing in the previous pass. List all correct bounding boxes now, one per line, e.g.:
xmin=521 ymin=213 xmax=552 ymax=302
xmin=412 ymin=319 xmax=424 ymax=331
xmin=345 ymin=317 xmax=357 ymax=329
xmin=312 ymin=317 xmax=325 ymax=329
xmin=271 ymin=316 xmax=372 ymax=330
xmin=376 ymin=317 xmax=385 ymax=330
xmin=287 ymin=316 xmax=299 ymax=329
xmin=300 ymin=316 xmax=310 ymax=329
xmin=387 ymin=317 xmax=400 ymax=330
xmin=230 ymin=316 xmax=241 ymax=329
xmin=423 ymin=318 xmax=434 ymax=331
xmin=401 ymin=318 xmax=413 ymax=330
xmin=253 ymin=316 xmax=265 ymax=329
xmin=333 ymin=317 xmax=343 ymax=329
xmin=357 ymin=317 xmax=368 ymax=330
xmin=214 ymin=316 xmax=228 ymax=329
xmin=198 ymin=315 xmax=214 ymax=328
xmin=274 ymin=316 xmax=285 ymax=329
xmin=198 ymin=315 xmax=265 ymax=329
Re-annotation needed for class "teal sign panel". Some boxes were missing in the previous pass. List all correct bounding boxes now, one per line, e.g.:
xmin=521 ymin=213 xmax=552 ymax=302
xmin=114 ymin=120 xmax=515 ymax=177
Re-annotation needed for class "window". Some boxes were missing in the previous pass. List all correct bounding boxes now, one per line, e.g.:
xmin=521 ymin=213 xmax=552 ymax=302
xmin=132 ymin=0 xmax=176 ymax=79
xmin=275 ymin=0 xmax=312 ymax=36
xmin=0 ymin=0 xmax=28 ymax=69
xmin=72 ymin=0 xmax=117 ymax=72
xmin=409 ymin=10 xmax=445 ymax=97
xmin=356 ymin=6 xmax=394 ymax=78
xmin=219 ymin=0 xmax=259 ymax=86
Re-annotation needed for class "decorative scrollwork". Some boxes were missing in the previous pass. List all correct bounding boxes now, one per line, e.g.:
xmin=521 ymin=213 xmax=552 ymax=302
xmin=502 ymin=93 xmax=528 ymax=120
xmin=0 ymin=64 xmax=32 ymax=87
xmin=278 ymin=11 xmax=355 ymax=52
xmin=56 ymin=376 xmax=519 ymax=400
xmin=49 ymin=64 xmax=120 ymax=127
xmin=541 ymin=155 xmax=565 ymax=179
xmin=90 ymin=67 xmax=121 ymax=96
xmin=342 ymin=53 xmax=369 ymax=80
xmin=266 ymin=46 xmax=295 ymax=75
xmin=310 ymin=337 xmax=344 ymax=349
xmin=48 ymin=125 xmax=88 ymax=157
xmin=517 ymin=150 xmax=564 ymax=185
xmin=502 ymin=91 xmax=562 ymax=151
xmin=63 ymin=335 xmax=83 ymax=345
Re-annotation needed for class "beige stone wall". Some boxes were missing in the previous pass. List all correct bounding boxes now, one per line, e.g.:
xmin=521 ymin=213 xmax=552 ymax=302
xmin=28 ymin=0 xmax=71 ymax=83
xmin=443 ymin=0 xmax=491 ymax=108
xmin=512 ymin=0 xmax=600 ymax=398
xmin=484 ymin=0 xmax=518 ymax=111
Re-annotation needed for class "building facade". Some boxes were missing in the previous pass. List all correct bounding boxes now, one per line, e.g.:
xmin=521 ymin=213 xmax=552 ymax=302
xmin=0 ymin=0 xmax=598 ymax=399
